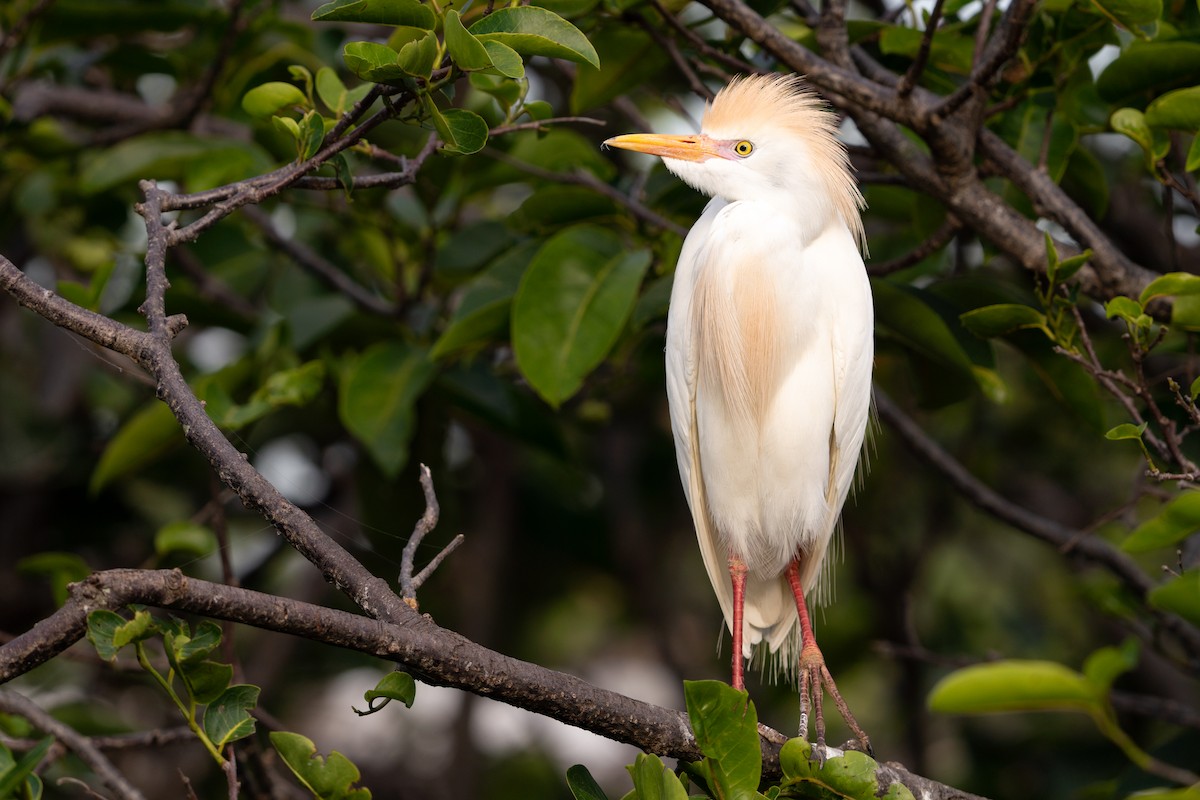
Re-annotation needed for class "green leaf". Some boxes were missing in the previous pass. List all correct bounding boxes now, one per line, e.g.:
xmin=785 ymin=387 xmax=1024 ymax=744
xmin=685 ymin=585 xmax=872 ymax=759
xmin=1111 ymin=107 xmax=1155 ymax=159
xmin=1191 ymin=375 xmax=1200 ymax=401
xmin=338 ymin=342 xmax=436 ymax=477
xmin=959 ymin=304 xmax=1047 ymax=338
xmin=437 ymin=108 xmax=489 ymax=155
xmin=780 ymin=739 xmax=912 ymax=800
xmin=1139 ymin=271 xmax=1200 ymax=304
xmin=203 ymin=685 xmax=259 ymax=748
xmin=1147 ymin=569 xmax=1200 ymax=626
xmin=684 ymin=680 xmax=760 ymax=800
xmin=86 ymin=610 xmax=127 ymax=661
xmin=395 ymin=31 xmax=439 ymax=78
xmin=431 ymin=242 xmax=533 ymax=359
xmin=469 ymin=7 xmax=599 ymax=68
xmin=17 ymin=552 xmax=90 ymax=607
xmin=570 ymin=27 xmax=669 ymax=112
xmin=566 ymin=764 xmax=610 ymax=800
xmin=183 ymin=661 xmax=234 ymax=705
xmin=313 ymin=0 xmax=435 ymax=28
xmin=1122 ymin=491 xmax=1200 ymax=551
xmin=0 ymin=737 xmax=52 ymax=799
xmin=1104 ymin=422 xmax=1147 ymax=441
xmin=274 ymin=115 xmax=302 ymax=140
xmin=628 ymin=752 xmax=689 ymax=800
xmin=298 ymin=111 xmax=326 ymax=160
xmin=512 ymin=226 xmax=651 ymax=407
xmin=481 ymin=41 xmax=525 ymax=78
xmin=242 ymin=82 xmax=308 ymax=118
xmin=1105 ymin=296 xmax=1145 ymax=325
xmin=154 ymin=521 xmax=217 ymax=559
xmin=445 ymin=10 xmax=494 ymax=71
xmin=1187 ymin=134 xmax=1200 ymax=172
xmin=343 ymin=41 xmax=409 ymax=85
xmin=1082 ymin=639 xmax=1138 ymax=691
xmin=1145 ymin=87 xmax=1200 ymax=131
xmin=316 ymin=67 xmax=349 ymax=115
xmin=1096 ymin=42 xmax=1200 ymax=104
xmin=879 ymin=24 xmax=976 ymax=74
xmin=79 ymin=132 xmax=272 ymax=194
xmin=1088 ymin=0 xmax=1161 ymax=31
xmin=270 ymin=731 xmax=372 ymax=799
xmin=112 ymin=608 xmax=154 ymax=649
xmin=357 ymin=671 xmax=417 ymax=713
xmin=173 ymin=620 xmax=222 ymax=665
xmin=928 ymin=660 xmax=1099 ymax=715
xmin=509 ymin=185 xmax=618 ymax=232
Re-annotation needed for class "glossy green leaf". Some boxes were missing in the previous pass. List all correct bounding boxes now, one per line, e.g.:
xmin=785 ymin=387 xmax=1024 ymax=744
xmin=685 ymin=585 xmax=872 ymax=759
xmin=684 ymin=680 xmax=760 ymax=800
xmin=1105 ymin=296 xmax=1145 ymax=324
xmin=315 ymin=67 xmax=348 ymax=114
xmin=512 ymin=225 xmax=651 ymax=407
xmin=394 ymin=30 xmax=438 ymax=78
xmin=1187 ymin=134 xmax=1200 ymax=172
xmin=273 ymin=115 xmax=302 ymax=140
xmin=879 ymin=24 xmax=975 ymax=74
xmin=270 ymin=732 xmax=371 ymax=800
xmin=1147 ymin=569 xmax=1200 ymax=626
xmin=928 ymin=660 xmax=1098 ymax=714
xmin=242 ymin=82 xmax=308 ymax=118
xmin=469 ymin=7 xmax=599 ymax=68
xmin=566 ymin=764 xmax=610 ymax=800
xmin=313 ymin=0 xmax=435 ymax=28
xmin=207 ymin=361 xmax=326 ymax=431
xmin=960 ymin=304 xmax=1047 ymax=338
xmin=338 ymin=342 xmax=436 ymax=477
xmin=873 ymin=279 xmax=999 ymax=399
xmin=17 ymin=552 xmax=90 ymax=607
xmin=203 ymin=685 xmax=259 ymax=748
xmin=445 ymin=10 xmax=493 ymax=71
xmin=1111 ymin=107 xmax=1156 ymax=166
xmin=431 ymin=242 xmax=532 ymax=359
xmin=509 ymin=185 xmax=618 ymax=232
xmin=111 ymin=608 xmax=154 ymax=649
xmin=89 ymin=401 xmax=182 ymax=494
xmin=1140 ymin=272 xmax=1200 ymax=304
xmin=359 ymin=670 xmax=417 ymax=711
xmin=481 ymin=41 xmax=525 ymax=78
xmin=1145 ymin=86 xmax=1200 ymax=131
xmin=184 ymin=661 xmax=234 ymax=705
xmin=437 ymin=108 xmax=489 ymax=155
xmin=780 ymin=739 xmax=913 ymax=800
xmin=628 ymin=752 xmax=689 ymax=800
xmin=1082 ymin=639 xmax=1138 ymax=691
xmin=343 ymin=41 xmax=409 ymax=85
xmin=154 ymin=521 xmax=217 ymax=559
xmin=172 ymin=620 xmax=223 ymax=666
xmin=1123 ymin=491 xmax=1200 ymax=551
xmin=570 ymin=27 xmax=669 ymax=112
xmin=1105 ymin=422 xmax=1147 ymax=441
xmin=1088 ymin=0 xmax=1161 ymax=31
xmin=1099 ymin=41 xmax=1200 ymax=104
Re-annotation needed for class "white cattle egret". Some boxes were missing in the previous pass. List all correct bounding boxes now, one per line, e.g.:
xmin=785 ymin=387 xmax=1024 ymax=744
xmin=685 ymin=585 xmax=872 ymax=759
xmin=605 ymin=74 xmax=872 ymax=753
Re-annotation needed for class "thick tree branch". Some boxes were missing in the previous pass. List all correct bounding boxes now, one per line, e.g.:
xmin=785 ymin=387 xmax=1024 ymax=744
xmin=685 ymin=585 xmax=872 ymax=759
xmin=0 ymin=569 xmax=987 ymax=800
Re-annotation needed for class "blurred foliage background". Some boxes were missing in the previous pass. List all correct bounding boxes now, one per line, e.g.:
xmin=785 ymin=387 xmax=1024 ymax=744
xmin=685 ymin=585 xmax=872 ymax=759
xmin=1 ymin=0 xmax=1198 ymax=797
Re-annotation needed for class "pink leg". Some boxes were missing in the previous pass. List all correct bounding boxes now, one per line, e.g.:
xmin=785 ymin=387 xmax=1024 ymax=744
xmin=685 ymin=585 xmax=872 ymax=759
xmin=785 ymin=559 xmax=871 ymax=757
xmin=729 ymin=555 xmax=748 ymax=690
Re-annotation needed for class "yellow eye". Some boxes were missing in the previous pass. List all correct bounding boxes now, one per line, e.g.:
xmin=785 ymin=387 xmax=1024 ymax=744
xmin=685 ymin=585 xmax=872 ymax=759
xmin=734 ymin=140 xmax=754 ymax=157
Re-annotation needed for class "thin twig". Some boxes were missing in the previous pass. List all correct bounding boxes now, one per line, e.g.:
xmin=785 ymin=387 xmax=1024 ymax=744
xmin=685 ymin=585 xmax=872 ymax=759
xmin=490 ymin=115 xmax=605 ymax=136
xmin=868 ymin=217 xmax=961 ymax=275
xmin=399 ymin=464 xmax=443 ymax=607
xmin=896 ymin=0 xmax=947 ymax=97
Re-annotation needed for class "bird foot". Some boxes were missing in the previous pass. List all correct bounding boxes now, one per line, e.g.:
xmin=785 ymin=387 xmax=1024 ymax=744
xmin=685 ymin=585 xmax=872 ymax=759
xmin=797 ymin=644 xmax=873 ymax=759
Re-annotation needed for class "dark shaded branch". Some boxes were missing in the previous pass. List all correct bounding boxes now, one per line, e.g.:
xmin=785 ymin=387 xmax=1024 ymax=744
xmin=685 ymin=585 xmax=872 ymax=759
xmin=896 ymin=0 xmax=946 ymax=96
xmin=242 ymin=205 xmax=397 ymax=317
xmin=0 ymin=689 xmax=147 ymax=800
xmin=868 ymin=217 xmax=962 ymax=276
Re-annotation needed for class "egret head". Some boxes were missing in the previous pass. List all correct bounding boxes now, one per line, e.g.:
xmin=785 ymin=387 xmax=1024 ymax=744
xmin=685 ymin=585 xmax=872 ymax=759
xmin=605 ymin=74 xmax=865 ymax=248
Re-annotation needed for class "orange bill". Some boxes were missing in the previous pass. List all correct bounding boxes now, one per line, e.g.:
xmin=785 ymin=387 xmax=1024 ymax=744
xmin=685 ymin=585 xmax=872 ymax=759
xmin=603 ymin=133 xmax=721 ymax=162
